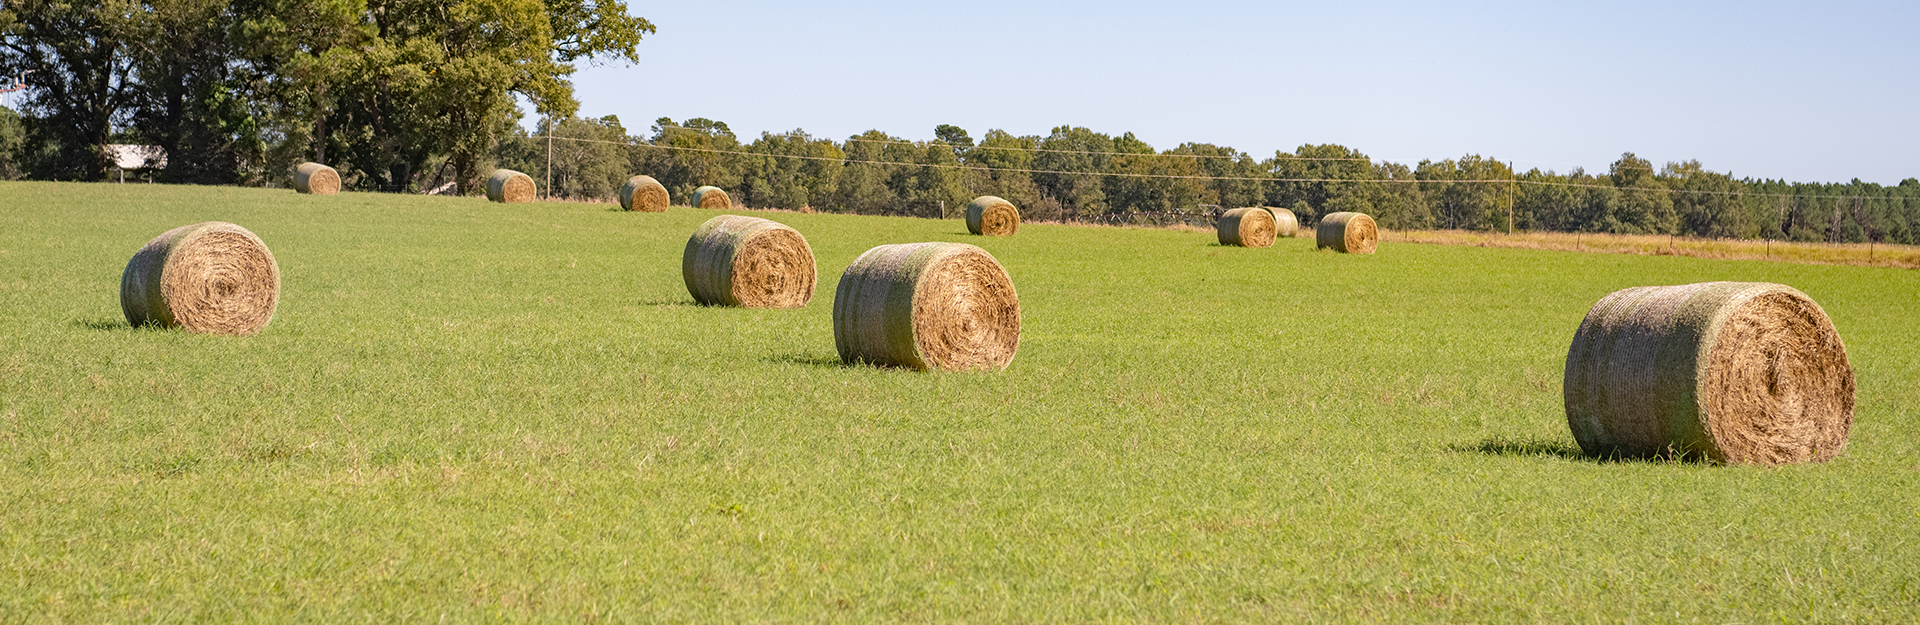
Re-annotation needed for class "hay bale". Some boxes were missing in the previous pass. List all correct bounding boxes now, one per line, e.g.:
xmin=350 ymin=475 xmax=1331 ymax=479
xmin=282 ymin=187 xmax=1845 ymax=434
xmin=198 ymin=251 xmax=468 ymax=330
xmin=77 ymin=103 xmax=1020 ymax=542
xmin=1563 ymin=282 xmax=1854 ymax=465
xmin=293 ymin=162 xmax=340 ymax=195
xmin=1216 ymin=207 xmax=1276 ymax=248
xmin=1260 ymin=206 xmax=1299 ymax=237
xmin=832 ymin=242 xmax=1020 ymax=371
xmin=1315 ymin=211 xmax=1378 ymax=254
xmin=619 ymin=175 xmax=670 ymax=212
xmin=966 ymin=195 xmax=1020 ymax=236
xmin=120 ymin=222 xmax=280 ymax=336
xmin=691 ymin=185 xmax=732 ymax=209
xmin=486 ymin=169 xmax=536 ymax=203
xmin=682 ymin=215 xmax=815 ymax=308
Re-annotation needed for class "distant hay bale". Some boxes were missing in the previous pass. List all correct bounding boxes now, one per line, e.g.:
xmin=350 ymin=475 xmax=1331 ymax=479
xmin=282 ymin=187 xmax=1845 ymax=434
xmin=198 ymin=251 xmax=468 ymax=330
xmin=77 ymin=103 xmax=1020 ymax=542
xmin=691 ymin=185 xmax=732 ymax=209
xmin=120 ymin=222 xmax=280 ymax=336
xmin=966 ymin=195 xmax=1020 ymax=236
xmin=1564 ymin=282 xmax=1854 ymax=465
xmin=1316 ymin=211 xmax=1378 ymax=254
xmin=619 ymin=175 xmax=670 ymax=212
xmin=1216 ymin=207 xmax=1276 ymax=248
xmin=486 ymin=169 xmax=536 ymax=203
xmin=682 ymin=215 xmax=815 ymax=308
xmin=1261 ymin=206 xmax=1299 ymax=237
xmin=833 ymin=242 xmax=1020 ymax=371
xmin=293 ymin=162 xmax=340 ymax=195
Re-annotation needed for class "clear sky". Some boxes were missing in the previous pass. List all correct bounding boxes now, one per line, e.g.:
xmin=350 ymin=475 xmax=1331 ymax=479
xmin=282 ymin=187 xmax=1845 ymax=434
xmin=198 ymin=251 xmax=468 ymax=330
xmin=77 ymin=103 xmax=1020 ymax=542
xmin=556 ymin=0 xmax=1919 ymax=185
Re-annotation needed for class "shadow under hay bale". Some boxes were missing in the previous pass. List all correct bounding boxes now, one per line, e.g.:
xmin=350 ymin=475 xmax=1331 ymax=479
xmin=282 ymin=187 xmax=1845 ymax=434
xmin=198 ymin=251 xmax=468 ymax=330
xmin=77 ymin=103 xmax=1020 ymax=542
xmin=1563 ymin=282 xmax=1854 ymax=465
xmin=620 ymin=175 xmax=670 ymax=212
xmin=1216 ymin=207 xmax=1276 ymax=248
xmin=682 ymin=215 xmax=816 ymax=308
xmin=120 ymin=222 xmax=280 ymax=336
xmin=833 ymin=242 xmax=1020 ymax=372
xmin=966 ymin=196 xmax=1020 ymax=236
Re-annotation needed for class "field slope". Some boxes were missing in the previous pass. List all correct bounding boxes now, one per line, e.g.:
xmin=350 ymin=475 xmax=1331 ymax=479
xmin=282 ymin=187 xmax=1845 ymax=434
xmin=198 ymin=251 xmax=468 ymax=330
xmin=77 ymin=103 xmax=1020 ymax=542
xmin=1 ymin=181 xmax=1916 ymax=621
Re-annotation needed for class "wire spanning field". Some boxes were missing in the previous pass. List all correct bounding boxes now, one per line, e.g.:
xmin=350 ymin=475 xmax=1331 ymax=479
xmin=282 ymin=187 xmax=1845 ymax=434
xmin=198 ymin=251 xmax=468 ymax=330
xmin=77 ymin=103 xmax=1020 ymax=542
xmin=0 ymin=182 xmax=1915 ymax=621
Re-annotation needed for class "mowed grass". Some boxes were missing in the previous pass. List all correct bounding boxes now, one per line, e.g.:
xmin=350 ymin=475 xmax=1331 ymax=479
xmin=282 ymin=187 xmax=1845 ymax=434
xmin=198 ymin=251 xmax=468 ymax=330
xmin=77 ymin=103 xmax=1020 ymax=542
xmin=1 ymin=181 xmax=1916 ymax=621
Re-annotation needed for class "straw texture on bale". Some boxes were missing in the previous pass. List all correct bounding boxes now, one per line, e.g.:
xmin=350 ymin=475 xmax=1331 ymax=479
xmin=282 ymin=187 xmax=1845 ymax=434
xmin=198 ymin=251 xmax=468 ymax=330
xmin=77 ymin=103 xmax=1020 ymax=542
xmin=691 ymin=185 xmax=732 ymax=209
xmin=1261 ymin=206 xmax=1299 ymax=237
xmin=1216 ymin=207 xmax=1277 ymax=248
xmin=1316 ymin=211 xmax=1378 ymax=254
xmin=965 ymin=195 xmax=1020 ymax=236
xmin=619 ymin=175 xmax=670 ymax=212
xmin=293 ymin=162 xmax=340 ymax=195
xmin=1563 ymin=282 xmax=1854 ymax=465
xmin=833 ymin=242 xmax=1020 ymax=372
xmin=486 ymin=169 xmax=536 ymax=203
xmin=120 ymin=222 xmax=280 ymax=336
xmin=682 ymin=215 xmax=816 ymax=308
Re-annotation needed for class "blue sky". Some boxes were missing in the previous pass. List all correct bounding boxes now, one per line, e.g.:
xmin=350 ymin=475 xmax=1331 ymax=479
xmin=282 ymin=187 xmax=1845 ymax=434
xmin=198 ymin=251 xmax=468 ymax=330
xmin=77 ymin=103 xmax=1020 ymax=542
xmin=554 ymin=1 xmax=1918 ymax=184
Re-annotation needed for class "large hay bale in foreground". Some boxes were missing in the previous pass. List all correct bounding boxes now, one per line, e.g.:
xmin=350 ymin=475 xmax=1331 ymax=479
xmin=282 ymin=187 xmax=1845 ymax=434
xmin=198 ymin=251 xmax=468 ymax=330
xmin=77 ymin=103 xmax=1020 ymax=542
xmin=682 ymin=215 xmax=816 ymax=308
xmin=1216 ymin=207 xmax=1276 ymax=248
xmin=1564 ymin=282 xmax=1854 ymax=465
xmin=293 ymin=162 xmax=340 ymax=195
xmin=833 ymin=242 xmax=1020 ymax=371
xmin=486 ymin=169 xmax=536 ymax=203
xmin=966 ymin=195 xmax=1020 ymax=236
xmin=1316 ymin=211 xmax=1378 ymax=254
xmin=619 ymin=175 xmax=670 ymax=212
xmin=691 ymin=185 xmax=732 ymax=209
xmin=1261 ymin=206 xmax=1299 ymax=237
xmin=120 ymin=222 xmax=280 ymax=336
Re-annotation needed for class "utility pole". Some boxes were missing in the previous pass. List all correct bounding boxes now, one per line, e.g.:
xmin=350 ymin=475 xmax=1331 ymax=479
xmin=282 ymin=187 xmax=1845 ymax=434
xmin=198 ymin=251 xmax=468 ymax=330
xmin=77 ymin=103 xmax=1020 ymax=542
xmin=545 ymin=132 xmax=553 ymax=200
xmin=1507 ymin=159 xmax=1515 ymax=235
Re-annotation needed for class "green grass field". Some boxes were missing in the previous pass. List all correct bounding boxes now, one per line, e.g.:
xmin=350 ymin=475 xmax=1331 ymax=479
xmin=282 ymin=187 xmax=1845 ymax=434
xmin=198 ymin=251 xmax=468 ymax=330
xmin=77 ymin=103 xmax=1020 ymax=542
xmin=2 ymin=181 xmax=1916 ymax=621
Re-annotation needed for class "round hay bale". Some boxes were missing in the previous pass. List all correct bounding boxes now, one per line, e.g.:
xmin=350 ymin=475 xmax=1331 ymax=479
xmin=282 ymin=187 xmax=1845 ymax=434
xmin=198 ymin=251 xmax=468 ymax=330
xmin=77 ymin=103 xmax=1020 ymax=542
xmin=691 ymin=185 xmax=732 ymax=209
xmin=1260 ymin=206 xmax=1299 ymax=237
xmin=293 ymin=162 xmax=340 ymax=195
xmin=965 ymin=195 xmax=1020 ymax=236
xmin=619 ymin=175 xmax=670 ymax=212
xmin=1216 ymin=207 xmax=1276 ymax=248
xmin=120 ymin=222 xmax=280 ymax=336
xmin=1315 ymin=211 xmax=1378 ymax=254
xmin=486 ymin=169 xmax=536 ymax=203
xmin=832 ymin=242 xmax=1020 ymax=372
xmin=681 ymin=215 xmax=815 ymax=308
xmin=1563 ymin=282 xmax=1854 ymax=465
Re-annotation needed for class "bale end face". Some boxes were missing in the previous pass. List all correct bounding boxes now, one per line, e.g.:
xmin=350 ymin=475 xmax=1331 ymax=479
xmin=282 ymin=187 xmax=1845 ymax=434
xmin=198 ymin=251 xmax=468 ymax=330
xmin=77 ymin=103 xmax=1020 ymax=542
xmin=966 ymin=196 xmax=1020 ymax=236
xmin=833 ymin=242 xmax=1020 ymax=372
xmin=486 ymin=170 xmax=536 ymax=203
xmin=293 ymin=162 xmax=340 ymax=195
xmin=1217 ymin=207 xmax=1277 ymax=248
xmin=620 ymin=175 xmax=670 ymax=212
xmin=682 ymin=215 xmax=816 ymax=308
xmin=692 ymin=186 xmax=732 ymax=209
xmin=1316 ymin=212 xmax=1378 ymax=254
xmin=120 ymin=222 xmax=280 ymax=336
xmin=1563 ymin=282 xmax=1854 ymax=465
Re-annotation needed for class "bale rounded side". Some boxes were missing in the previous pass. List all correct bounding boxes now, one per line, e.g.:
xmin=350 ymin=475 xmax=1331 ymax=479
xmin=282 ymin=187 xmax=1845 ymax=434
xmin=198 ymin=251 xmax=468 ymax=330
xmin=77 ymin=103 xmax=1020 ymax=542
xmin=1216 ymin=207 xmax=1277 ymax=248
xmin=1563 ymin=282 xmax=1854 ymax=465
xmin=682 ymin=215 xmax=816 ymax=308
xmin=1315 ymin=212 xmax=1378 ymax=254
xmin=486 ymin=169 xmax=536 ymax=203
xmin=691 ymin=186 xmax=732 ymax=209
xmin=293 ymin=162 xmax=340 ymax=195
xmin=120 ymin=222 xmax=281 ymax=336
xmin=1261 ymin=207 xmax=1299 ymax=237
xmin=832 ymin=242 xmax=1020 ymax=372
xmin=966 ymin=196 xmax=1020 ymax=236
xmin=619 ymin=175 xmax=670 ymax=212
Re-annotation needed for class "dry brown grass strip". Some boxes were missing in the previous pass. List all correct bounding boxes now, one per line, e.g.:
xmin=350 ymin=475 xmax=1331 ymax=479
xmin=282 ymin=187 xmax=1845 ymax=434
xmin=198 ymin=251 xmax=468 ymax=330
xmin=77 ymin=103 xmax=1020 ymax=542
xmin=1316 ymin=212 xmax=1378 ymax=254
xmin=619 ymin=175 xmax=670 ymax=212
xmin=832 ymin=242 xmax=1020 ymax=371
xmin=966 ymin=196 xmax=1020 ymax=236
xmin=120 ymin=222 xmax=280 ymax=336
xmin=1216 ymin=207 xmax=1276 ymax=248
xmin=1395 ymin=229 xmax=1920 ymax=269
xmin=692 ymin=186 xmax=732 ymax=209
xmin=682 ymin=215 xmax=815 ymax=308
xmin=1564 ymin=282 xmax=1854 ymax=465
xmin=486 ymin=170 xmax=536 ymax=203
xmin=293 ymin=163 xmax=340 ymax=195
